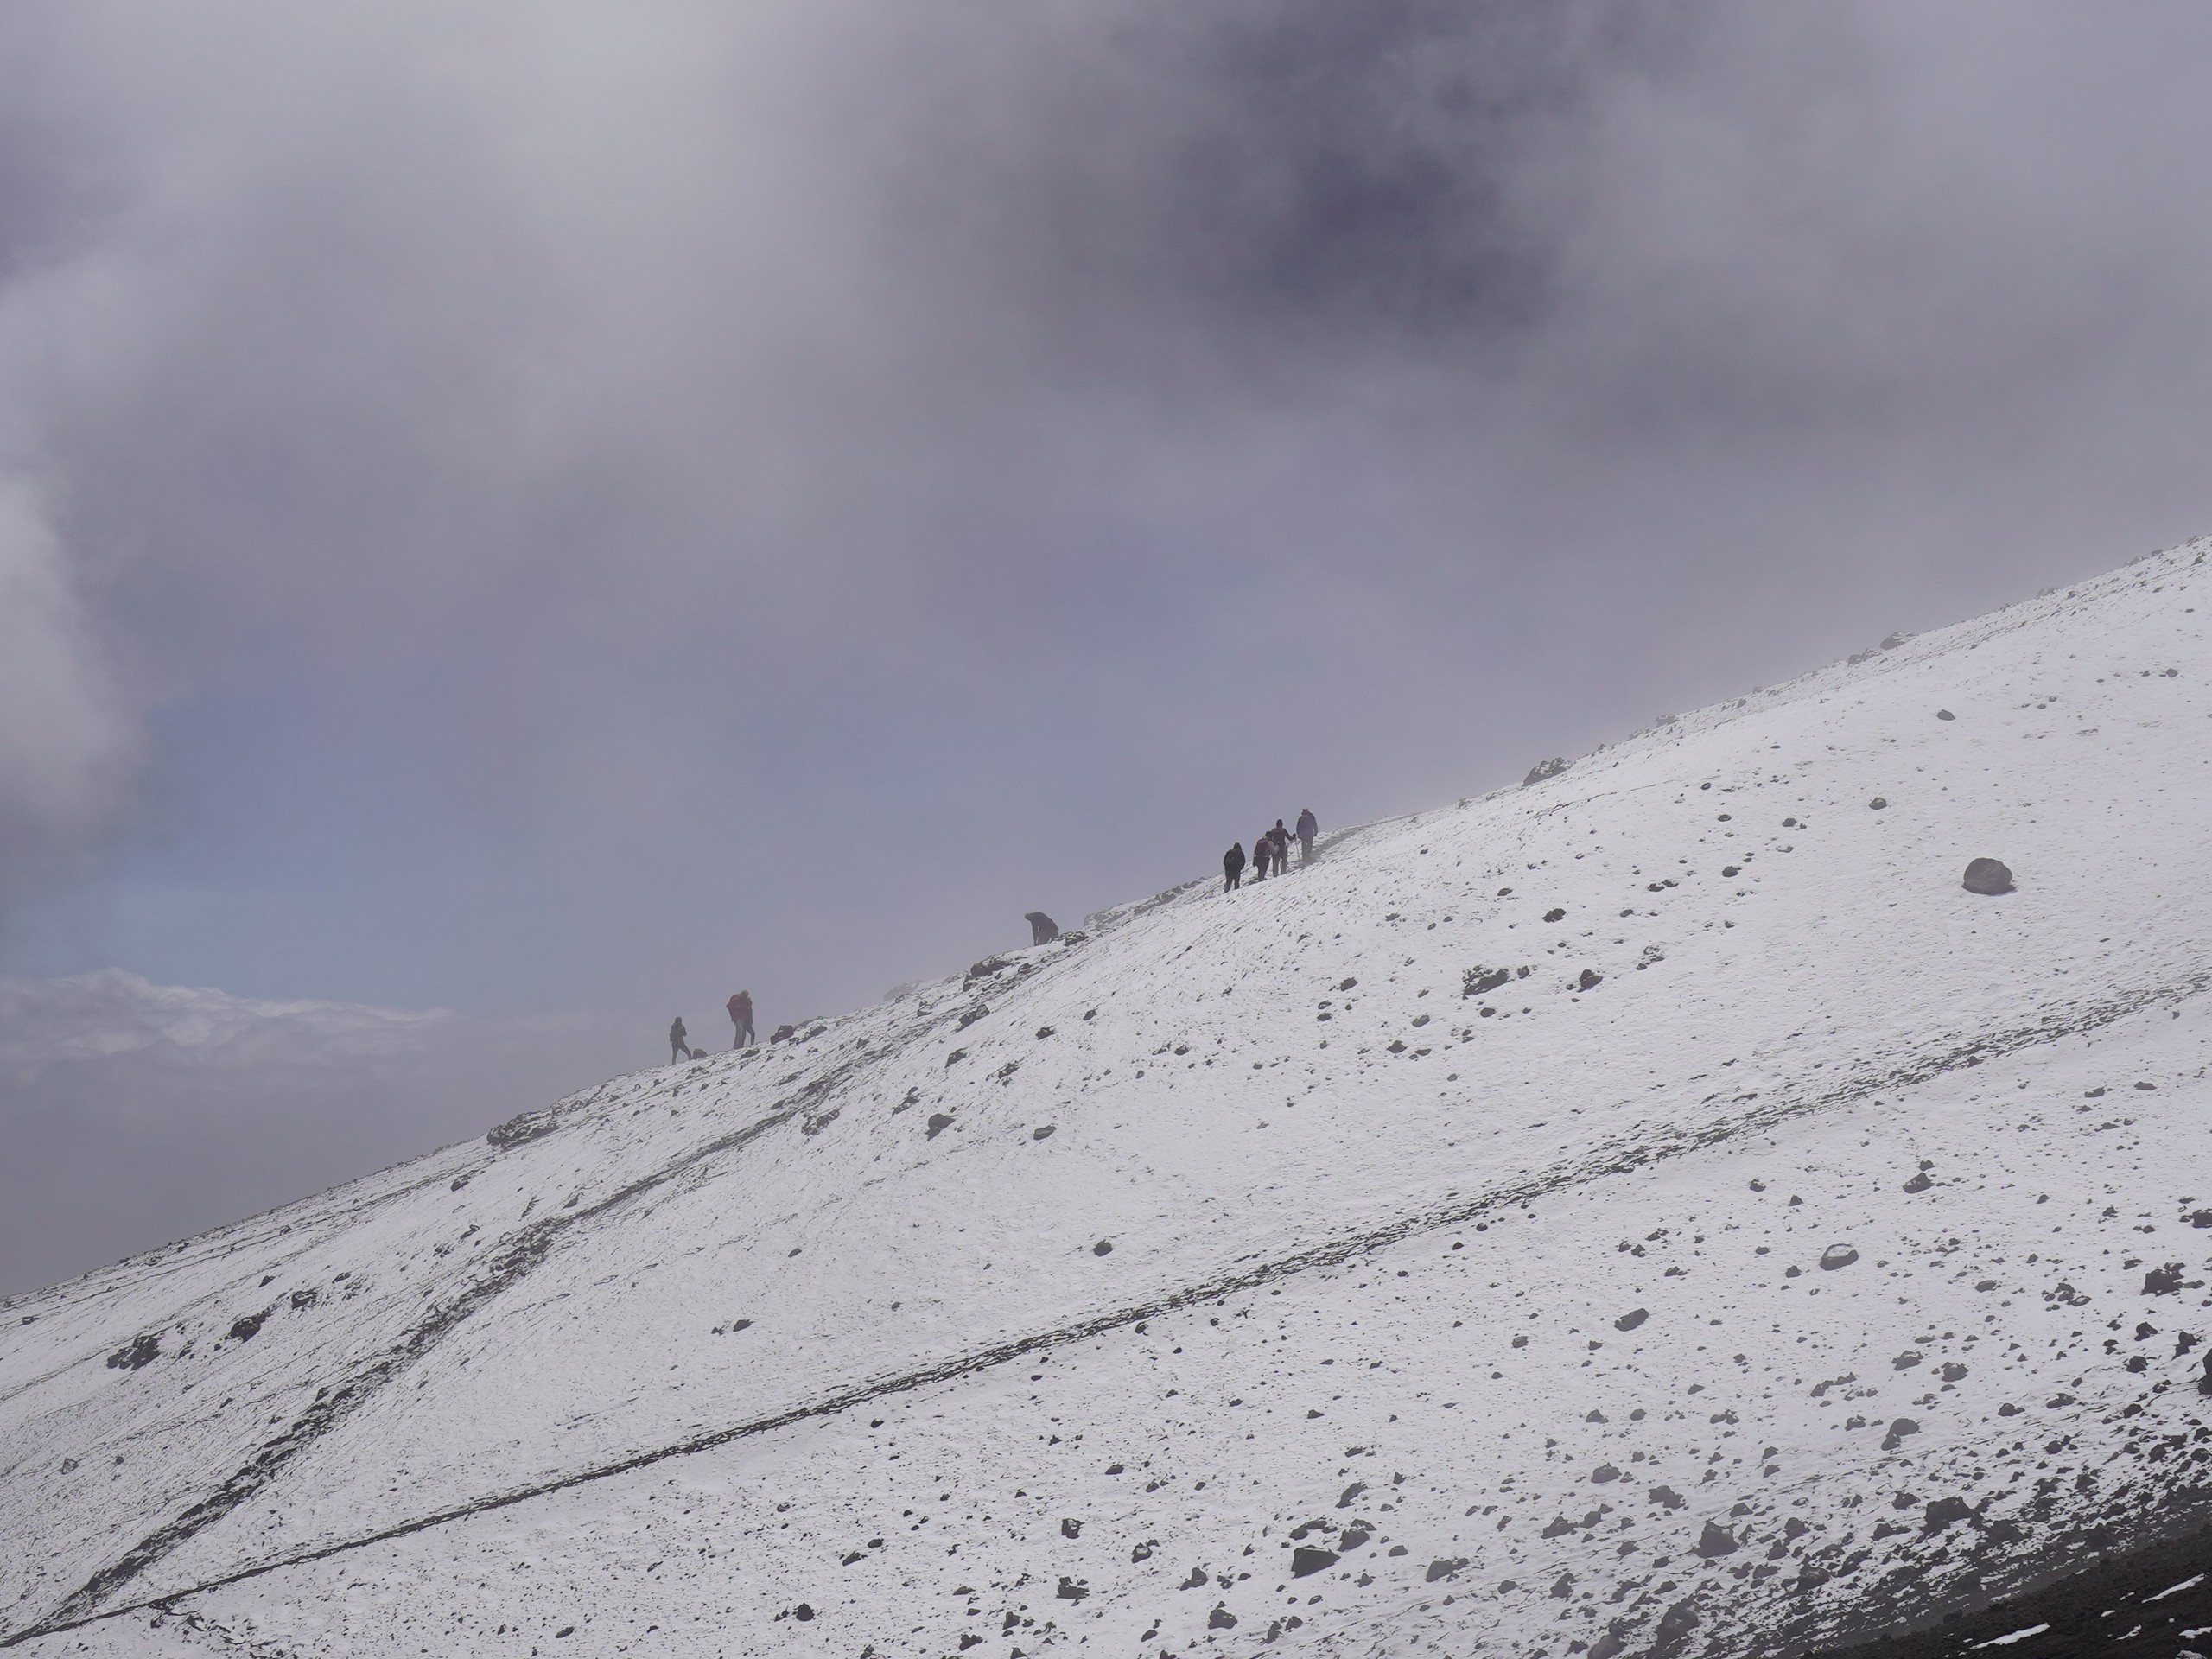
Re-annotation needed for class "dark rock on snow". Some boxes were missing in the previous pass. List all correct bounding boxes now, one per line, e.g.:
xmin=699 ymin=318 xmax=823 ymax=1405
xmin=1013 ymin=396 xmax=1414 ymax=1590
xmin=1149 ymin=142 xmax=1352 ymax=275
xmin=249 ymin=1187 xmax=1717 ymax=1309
xmin=1962 ymin=857 xmax=2015 ymax=895
xmin=1292 ymin=1547 xmax=1338 ymax=1578
xmin=1522 ymin=758 xmax=1569 ymax=786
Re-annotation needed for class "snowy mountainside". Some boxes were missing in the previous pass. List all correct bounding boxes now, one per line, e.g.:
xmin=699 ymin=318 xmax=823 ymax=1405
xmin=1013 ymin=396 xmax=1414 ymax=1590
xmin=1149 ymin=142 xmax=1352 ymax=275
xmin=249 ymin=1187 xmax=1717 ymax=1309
xmin=3 ymin=541 xmax=2210 ymax=1659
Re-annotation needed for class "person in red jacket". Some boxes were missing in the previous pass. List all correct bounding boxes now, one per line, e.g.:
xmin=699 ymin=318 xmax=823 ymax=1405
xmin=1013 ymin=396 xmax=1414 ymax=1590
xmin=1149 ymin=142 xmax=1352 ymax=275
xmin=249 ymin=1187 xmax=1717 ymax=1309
xmin=727 ymin=990 xmax=755 ymax=1049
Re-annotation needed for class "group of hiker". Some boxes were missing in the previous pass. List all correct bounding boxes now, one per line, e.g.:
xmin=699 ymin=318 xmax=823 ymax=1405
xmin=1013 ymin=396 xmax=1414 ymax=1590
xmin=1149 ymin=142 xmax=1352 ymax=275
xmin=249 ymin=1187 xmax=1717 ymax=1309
xmin=1224 ymin=806 xmax=1318 ymax=892
xmin=668 ymin=989 xmax=754 ymax=1062
xmin=663 ymin=807 xmax=1320 ymax=1065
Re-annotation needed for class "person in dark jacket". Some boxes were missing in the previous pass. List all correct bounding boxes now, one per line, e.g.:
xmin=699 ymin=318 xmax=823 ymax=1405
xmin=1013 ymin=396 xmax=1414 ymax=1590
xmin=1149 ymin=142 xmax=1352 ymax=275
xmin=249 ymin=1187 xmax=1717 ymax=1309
xmin=727 ymin=990 xmax=755 ymax=1049
xmin=1269 ymin=820 xmax=1291 ymax=876
xmin=1295 ymin=807 xmax=1318 ymax=865
xmin=1223 ymin=842 xmax=1246 ymax=892
xmin=1252 ymin=830 xmax=1274 ymax=880
xmin=1026 ymin=911 xmax=1059 ymax=945
xmin=669 ymin=1016 xmax=690 ymax=1064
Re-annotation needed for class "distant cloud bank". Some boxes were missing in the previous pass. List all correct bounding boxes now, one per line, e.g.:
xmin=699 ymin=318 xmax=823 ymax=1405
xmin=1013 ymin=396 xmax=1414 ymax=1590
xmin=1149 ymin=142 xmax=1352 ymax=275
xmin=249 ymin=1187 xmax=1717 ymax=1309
xmin=0 ymin=970 xmax=639 ymax=1294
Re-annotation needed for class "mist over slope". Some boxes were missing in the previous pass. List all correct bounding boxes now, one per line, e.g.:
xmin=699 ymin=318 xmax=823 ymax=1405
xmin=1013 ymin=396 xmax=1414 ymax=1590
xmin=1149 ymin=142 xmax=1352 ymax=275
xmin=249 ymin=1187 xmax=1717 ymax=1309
xmin=0 ymin=972 xmax=639 ymax=1296
xmin=2 ymin=541 xmax=2209 ymax=1659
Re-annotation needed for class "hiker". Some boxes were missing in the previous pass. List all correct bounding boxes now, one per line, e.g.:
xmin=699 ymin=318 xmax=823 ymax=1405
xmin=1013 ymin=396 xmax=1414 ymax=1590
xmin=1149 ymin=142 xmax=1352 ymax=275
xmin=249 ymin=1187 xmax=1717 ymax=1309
xmin=1026 ymin=911 xmax=1060 ymax=945
xmin=1296 ymin=806 xmax=1318 ymax=865
xmin=727 ymin=990 xmax=755 ymax=1049
xmin=1223 ymin=842 xmax=1246 ymax=892
xmin=1269 ymin=820 xmax=1291 ymax=876
xmin=668 ymin=1015 xmax=690 ymax=1065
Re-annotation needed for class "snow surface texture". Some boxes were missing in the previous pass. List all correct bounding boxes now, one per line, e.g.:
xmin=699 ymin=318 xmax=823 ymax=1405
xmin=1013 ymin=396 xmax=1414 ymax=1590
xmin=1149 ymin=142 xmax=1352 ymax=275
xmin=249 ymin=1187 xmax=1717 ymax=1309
xmin=3 ymin=542 xmax=2209 ymax=1659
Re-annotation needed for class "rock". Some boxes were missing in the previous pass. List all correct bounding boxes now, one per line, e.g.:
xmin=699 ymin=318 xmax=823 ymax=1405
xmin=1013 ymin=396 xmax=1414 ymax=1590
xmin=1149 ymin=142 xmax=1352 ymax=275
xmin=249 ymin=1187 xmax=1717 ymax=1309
xmin=1577 ymin=969 xmax=1603 ymax=991
xmin=1881 ymin=1417 xmax=1920 ymax=1451
xmin=1060 ymin=1519 xmax=1081 ymax=1539
xmin=105 ymin=1334 xmax=160 ymax=1371
xmin=1543 ymin=907 xmax=1567 ymax=923
xmin=1208 ymin=1605 xmax=1237 ymax=1630
xmin=1180 ymin=1567 xmax=1209 ymax=1589
xmin=1881 ymin=632 xmax=1909 ymax=649
xmin=486 ymin=1111 xmax=556 ymax=1149
xmin=1425 ymin=1558 xmax=1468 ymax=1583
xmin=226 ymin=1312 xmax=267 ymax=1343
xmin=1650 ymin=1597 xmax=1703 ymax=1658
xmin=1092 ymin=1239 xmax=1114 ymax=1255
xmin=1870 ymin=797 xmax=1888 ymax=810
xmin=1819 ymin=1245 xmax=1859 ymax=1270
xmin=1614 ymin=1308 xmax=1649 ymax=1332
xmin=926 ymin=1113 xmax=955 ymax=1139
xmin=1962 ymin=857 xmax=2015 ymax=894
xmin=1694 ymin=1522 xmax=1737 ymax=1558
xmin=1920 ymin=1503 xmax=1973 ymax=1539
xmin=1463 ymin=967 xmax=1511 ymax=998
xmin=1522 ymin=758 xmax=1569 ymax=786
xmin=1936 ymin=709 xmax=1955 ymax=721
xmin=2145 ymin=1262 xmax=2188 ymax=1295
xmin=1055 ymin=1579 xmax=1089 ymax=1602
xmin=791 ymin=1606 xmax=813 ymax=1623
xmin=1291 ymin=1548 xmax=1338 ymax=1578
xmin=1031 ymin=1125 xmax=1056 ymax=1141
xmin=1647 ymin=1485 xmax=1686 ymax=1510
xmin=770 ymin=1023 xmax=797 ymax=1044
xmin=1903 ymin=1172 xmax=1932 ymax=1193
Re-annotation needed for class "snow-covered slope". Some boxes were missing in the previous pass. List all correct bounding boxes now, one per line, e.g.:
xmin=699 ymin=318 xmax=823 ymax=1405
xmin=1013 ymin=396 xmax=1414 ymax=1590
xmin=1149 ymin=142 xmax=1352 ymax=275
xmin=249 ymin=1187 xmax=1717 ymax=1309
xmin=3 ymin=543 xmax=2209 ymax=1659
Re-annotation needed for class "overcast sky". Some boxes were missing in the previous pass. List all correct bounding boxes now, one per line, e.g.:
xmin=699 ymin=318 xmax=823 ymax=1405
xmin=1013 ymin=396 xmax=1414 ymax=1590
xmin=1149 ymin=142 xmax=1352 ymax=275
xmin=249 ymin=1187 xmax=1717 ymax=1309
xmin=4 ymin=2 xmax=2211 ymax=1288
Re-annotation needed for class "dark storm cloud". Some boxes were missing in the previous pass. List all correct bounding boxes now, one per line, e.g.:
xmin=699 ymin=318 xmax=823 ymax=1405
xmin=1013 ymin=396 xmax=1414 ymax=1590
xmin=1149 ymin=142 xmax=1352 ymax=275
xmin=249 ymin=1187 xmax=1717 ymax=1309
xmin=3 ymin=2 xmax=2212 ymax=1287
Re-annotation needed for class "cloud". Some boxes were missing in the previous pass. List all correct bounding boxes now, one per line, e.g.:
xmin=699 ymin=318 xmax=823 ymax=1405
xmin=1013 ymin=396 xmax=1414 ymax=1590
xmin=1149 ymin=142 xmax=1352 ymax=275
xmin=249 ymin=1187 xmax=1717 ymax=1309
xmin=0 ymin=969 xmax=641 ymax=1294
xmin=0 ymin=480 xmax=133 ymax=887
xmin=0 ymin=3 xmax=2209 ymax=1031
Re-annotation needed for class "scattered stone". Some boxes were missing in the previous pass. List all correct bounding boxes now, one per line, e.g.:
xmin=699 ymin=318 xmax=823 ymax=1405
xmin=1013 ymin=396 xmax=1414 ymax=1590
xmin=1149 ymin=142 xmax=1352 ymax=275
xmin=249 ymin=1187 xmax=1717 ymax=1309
xmin=1614 ymin=1308 xmax=1649 ymax=1332
xmin=1936 ymin=709 xmax=1955 ymax=721
xmin=1208 ymin=1606 xmax=1237 ymax=1630
xmin=1425 ymin=1558 xmax=1468 ymax=1583
xmin=1648 ymin=1485 xmax=1685 ymax=1510
xmin=105 ymin=1334 xmax=160 ymax=1371
xmin=226 ymin=1312 xmax=267 ymax=1343
xmin=1923 ymin=1497 xmax=1974 ymax=1535
xmin=927 ymin=1113 xmax=955 ymax=1139
xmin=486 ymin=1111 xmax=556 ymax=1149
xmin=1881 ymin=1418 xmax=1921 ymax=1452
xmin=1870 ymin=797 xmax=1888 ymax=810
xmin=1463 ymin=967 xmax=1511 ymax=998
xmin=1721 ymin=865 xmax=1740 ymax=878
xmin=1060 ymin=1519 xmax=1081 ymax=1539
xmin=1055 ymin=1579 xmax=1089 ymax=1602
xmin=2145 ymin=1263 xmax=2190 ymax=1295
xmin=1092 ymin=1240 xmax=1114 ymax=1256
xmin=1820 ymin=1245 xmax=1859 ymax=1270
xmin=2136 ymin=1080 xmax=2158 ymax=1090
xmin=1032 ymin=1126 xmax=1056 ymax=1141
xmin=1543 ymin=908 xmax=1567 ymax=923
xmin=1963 ymin=857 xmax=2015 ymax=895
xmin=1694 ymin=1522 xmax=1738 ymax=1558
xmin=1904 ymin=1172 xmax=1932 ymax=1194
xmin=1292 ymin=1548 xmax=1338 ymax=1578
xmin=1181 ymin=1567 xmax=1209 ymax=1590
xmin=1522 ymin=758 xmax=1569 ymax=787
xmin=1577 ymin=969 xmax=1603 ymax=991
